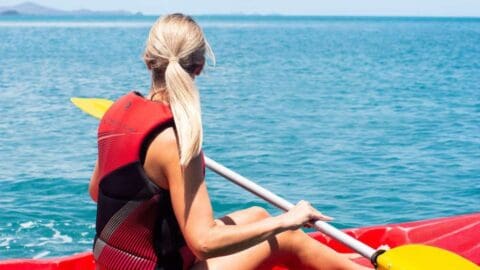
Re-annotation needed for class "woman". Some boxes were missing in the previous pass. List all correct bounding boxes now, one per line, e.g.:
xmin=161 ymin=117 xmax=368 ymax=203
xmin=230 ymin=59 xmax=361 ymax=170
xmin=89 ymin=13 xmax=369 ymax=270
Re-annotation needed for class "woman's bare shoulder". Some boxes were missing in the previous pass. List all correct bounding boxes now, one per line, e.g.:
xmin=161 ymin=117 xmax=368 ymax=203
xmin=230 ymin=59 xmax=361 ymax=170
xmin=149 ymin=127 xmax=203 ymax=169
xmin=143 ymin=127 xmax=181 ymax=189
xmin=149 ymin=127 xmax=180 ymax=162
xmin=145 ymin=126 xmax=203 ymax=182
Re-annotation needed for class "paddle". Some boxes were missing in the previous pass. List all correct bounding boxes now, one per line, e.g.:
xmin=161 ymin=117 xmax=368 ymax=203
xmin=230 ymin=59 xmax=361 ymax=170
xmin=71 ymin=97 xmax=480 ymax=270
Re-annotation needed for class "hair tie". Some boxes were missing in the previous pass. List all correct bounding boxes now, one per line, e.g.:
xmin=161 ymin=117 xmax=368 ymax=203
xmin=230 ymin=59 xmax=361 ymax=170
xmin=169 ymin=56 xmax=179 ymax=63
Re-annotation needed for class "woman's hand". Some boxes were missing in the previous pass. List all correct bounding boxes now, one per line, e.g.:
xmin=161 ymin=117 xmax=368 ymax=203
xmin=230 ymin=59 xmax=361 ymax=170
xmin=279 ymin=200 xmax=333 ymax=231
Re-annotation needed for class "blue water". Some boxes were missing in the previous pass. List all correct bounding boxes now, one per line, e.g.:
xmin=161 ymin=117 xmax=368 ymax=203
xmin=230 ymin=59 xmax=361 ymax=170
xmin=0 ymin=15 xmax=479 ymax=259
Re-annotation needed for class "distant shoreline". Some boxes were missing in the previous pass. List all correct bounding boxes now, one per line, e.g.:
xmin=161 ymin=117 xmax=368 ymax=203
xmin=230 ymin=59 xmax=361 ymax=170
xmin=1 ymin=2 xmax=479 ymax=18
xmin=0 ymin=2 xmax=136 ymax=16
xmin=1 ymin=14 xmax=480 ymax=20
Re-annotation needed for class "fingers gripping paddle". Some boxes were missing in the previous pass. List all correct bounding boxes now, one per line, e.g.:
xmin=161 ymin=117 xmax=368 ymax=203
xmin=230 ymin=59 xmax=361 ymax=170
xmin=71 ymin=97 xmax=480 ymax=270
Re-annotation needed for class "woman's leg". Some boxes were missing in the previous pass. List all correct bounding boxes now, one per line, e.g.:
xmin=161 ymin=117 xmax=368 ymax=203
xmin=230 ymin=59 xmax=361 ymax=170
xmin=191 ymin=207 xmax=371 ymax=270
xmin=215 ymin=206 xmax=271 ymax=226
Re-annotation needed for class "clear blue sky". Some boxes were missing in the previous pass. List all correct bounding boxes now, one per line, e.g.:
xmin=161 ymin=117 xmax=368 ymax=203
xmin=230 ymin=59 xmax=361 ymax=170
xmin=2 ymin=0 xmax=480 ymax=16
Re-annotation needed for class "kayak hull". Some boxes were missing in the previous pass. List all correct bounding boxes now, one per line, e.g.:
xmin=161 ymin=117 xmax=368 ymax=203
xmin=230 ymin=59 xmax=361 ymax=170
xmin=1 ymin=213 xmax=479 ymax=270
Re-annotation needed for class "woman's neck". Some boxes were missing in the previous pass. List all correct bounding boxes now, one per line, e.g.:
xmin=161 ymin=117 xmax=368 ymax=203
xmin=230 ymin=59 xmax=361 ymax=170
xmin=147 ymin=88 xmax=170 ymax=104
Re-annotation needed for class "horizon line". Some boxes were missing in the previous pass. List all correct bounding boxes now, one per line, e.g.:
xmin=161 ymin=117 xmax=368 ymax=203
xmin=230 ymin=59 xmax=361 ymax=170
xmin=2 ymin=13 xmax=480 ymax=18
xmin=2 ymin=1 xmax=480 ymax=18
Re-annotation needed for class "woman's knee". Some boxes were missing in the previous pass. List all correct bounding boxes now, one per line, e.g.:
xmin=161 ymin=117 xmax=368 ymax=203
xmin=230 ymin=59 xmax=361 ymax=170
xmin=248 ymin=206 xmax=270 ymax=220
xmin=276 ymin=229 xmax=309 ymax=252
xmin=216 ymin=206 xmax=270 ymax=226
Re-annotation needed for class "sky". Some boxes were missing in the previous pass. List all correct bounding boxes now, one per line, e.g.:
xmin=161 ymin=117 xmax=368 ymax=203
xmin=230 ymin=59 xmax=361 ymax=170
xmin=1 ymin=0 xmax=480 ymax=17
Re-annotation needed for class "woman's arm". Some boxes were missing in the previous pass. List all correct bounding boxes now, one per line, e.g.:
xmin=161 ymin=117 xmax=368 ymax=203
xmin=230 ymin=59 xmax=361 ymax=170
xmin=147 ymin=127 xmax=331 ymax=260
xmin=89 ymin=160 xmax=100 ymax=202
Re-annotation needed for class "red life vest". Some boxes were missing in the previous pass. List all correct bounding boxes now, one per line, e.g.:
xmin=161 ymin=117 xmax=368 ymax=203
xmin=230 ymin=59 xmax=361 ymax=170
xmin=93 ymin=92 xmax=194 ymax=270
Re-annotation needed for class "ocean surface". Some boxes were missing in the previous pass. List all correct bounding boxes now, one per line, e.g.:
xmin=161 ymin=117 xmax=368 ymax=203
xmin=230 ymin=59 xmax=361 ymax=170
xmin=0 ymin=15 xmax=479 ymax=259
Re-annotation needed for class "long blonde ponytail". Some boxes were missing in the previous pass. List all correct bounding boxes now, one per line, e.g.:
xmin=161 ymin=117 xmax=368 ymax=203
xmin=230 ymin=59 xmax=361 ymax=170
xmin=144 ymin=14 xmax=214 ymax=166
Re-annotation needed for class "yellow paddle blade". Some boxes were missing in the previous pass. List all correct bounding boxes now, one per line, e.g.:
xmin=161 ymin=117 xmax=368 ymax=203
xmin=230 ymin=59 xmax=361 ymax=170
xmin=70 ymin=97 xmax=113 ymax=119
xmin=377 ymin=244 xmax=480 ymax=270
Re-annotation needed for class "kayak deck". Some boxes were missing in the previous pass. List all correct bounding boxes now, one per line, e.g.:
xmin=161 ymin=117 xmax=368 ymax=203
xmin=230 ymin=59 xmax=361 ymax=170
xmin=1 ymin=213 xmax=479 ymax=270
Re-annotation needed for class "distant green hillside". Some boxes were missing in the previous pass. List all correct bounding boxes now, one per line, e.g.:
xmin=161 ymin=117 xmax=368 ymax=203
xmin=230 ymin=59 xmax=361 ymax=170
xmin=0 ymin=1 xmax=133 ymax=16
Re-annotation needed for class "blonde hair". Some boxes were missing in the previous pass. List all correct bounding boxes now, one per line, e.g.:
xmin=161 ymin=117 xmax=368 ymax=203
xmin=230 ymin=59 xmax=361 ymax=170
xmin=144 ymin=14 xmax=214 ymax=166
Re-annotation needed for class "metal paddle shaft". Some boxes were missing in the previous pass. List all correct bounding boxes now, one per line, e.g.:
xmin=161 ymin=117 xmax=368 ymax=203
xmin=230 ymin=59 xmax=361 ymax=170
xmin=204 ymin=156 xmax=376 ymax=259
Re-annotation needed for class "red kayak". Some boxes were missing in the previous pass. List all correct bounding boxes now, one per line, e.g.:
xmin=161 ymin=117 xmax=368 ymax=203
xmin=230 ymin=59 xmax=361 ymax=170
xmin=1 ymin=213 xmax=479 ymax=270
